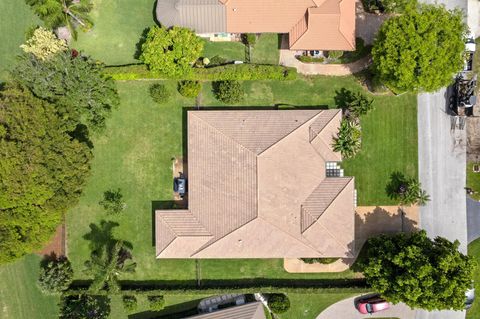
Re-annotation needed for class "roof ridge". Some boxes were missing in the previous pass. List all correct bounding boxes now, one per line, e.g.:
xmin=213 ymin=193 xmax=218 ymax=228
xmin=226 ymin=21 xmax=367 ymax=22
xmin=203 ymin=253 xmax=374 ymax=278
xmin=288 ymin=12 xmax=309 ymax=49
xmin=256 ymin=216 xmax=324 ymax=255
xmin=316 ymin=213 xmax=353 ymax=254
xmin=190 ymin=216 xmax=259 ymax=257
xmin=301 ymin=177 xmax=353 ymax=233
xmin=257 ymin=109 xmax=323 ymax=155
xmin=309 ymin=109 xmax=340 ymax=141
xmin=190 ymin=112 xmax=257 ymax=156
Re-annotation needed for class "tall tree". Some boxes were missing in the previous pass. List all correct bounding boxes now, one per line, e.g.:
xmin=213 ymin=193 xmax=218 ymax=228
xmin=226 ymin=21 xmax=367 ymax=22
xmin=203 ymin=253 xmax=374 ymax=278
xmin=372 ymin=4 xmax=466 ymax=92
xmin=12 ymin=52 xmax=119 ymax=132
xmin=84 ymin=240 xmax=136 ymax=293
xmin=0 ymin=86 xmax=92 ymax=263
xmin=140 ymin=26 xmax=204 ymax=77
xmin=25 ymin=0 xmax=93 ymax=39
xmin=357 ymin=230 xmax=475 ymax=310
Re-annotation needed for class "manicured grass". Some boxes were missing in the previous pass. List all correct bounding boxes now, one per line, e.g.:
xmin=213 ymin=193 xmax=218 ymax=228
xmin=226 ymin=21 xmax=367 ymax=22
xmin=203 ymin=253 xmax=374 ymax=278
xmin=280 ymin=292 xmax=358 ymax=318
xmin=67 ymin=76 xmax=417 ymax=281
xmin=342 ymin=92 xmax=418 ymax=205
xmin=467 ymin=238 xmax=480 ymax=318
xmin=251 ymin=34 xmax=280 ymax=65
xmin=202 ymin=40 xmax=246 ymax=62
xmin=467 ymin=162 xmax=480 ymax=200
xmin=74 ymin=0 xmax=155 ymax=65
xmin=0 ymin=0 xmax=40 ymax=80
xmin=0 ymin=255 xmax=59 ymax=319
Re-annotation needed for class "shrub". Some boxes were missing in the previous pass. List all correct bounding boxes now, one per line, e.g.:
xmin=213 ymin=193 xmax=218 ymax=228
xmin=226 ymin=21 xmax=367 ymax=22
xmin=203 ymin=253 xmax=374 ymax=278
xmin=242 ymin=33 xmax=257 ymax=46
xmin=177 ymin=80 xmax=201 ymax=98
xmin=59 ymin=294 xmax=110 ymax=319
xmin=149 ymin=83 xmax=171 ymax=103
xmin=122 ymin=295 xmax=137 ymax=312
xmin=38 ymin=255 xmax=73 ymax=294
xmin=301 ymin=258 xmax=339 ymax=264
xmin=335 ymin=89 xmax=374 ymax=119
xmin=297 ymin=55 xmax=324 ymax=63
xmin=20 ymin=27 xmax=68 ymax=61
xmin=209 ymin=55 xmax=227 ymax=66
xmin=213 ymin=80 xmax=244 ymax=104
xmin=332 ymin=119 xmax=362 ymax=159
xmin=386 ymin=172 xmax=430 ymax=206
xmin=99 ymin=189 xmax=126 ymax=215
xmin=148 ymin=295 xmax=165 ymax=311
xmin=140 ymin=26 xmax=203 ymax=76
xmin=104 ymin=64 xmax=297 ymax=81
xmin=327 ymin=51 xmax=344 ymax=59
xmin=268 ymin=294 xmax=290 ymax=314
xmin=363 ymin=0 xmax=416 ymax=13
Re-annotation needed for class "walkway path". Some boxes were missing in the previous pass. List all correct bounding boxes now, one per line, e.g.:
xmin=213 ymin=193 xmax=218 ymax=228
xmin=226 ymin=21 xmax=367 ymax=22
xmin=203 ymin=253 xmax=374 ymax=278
xmin=316 ymin=295 xmax=416 ymax=319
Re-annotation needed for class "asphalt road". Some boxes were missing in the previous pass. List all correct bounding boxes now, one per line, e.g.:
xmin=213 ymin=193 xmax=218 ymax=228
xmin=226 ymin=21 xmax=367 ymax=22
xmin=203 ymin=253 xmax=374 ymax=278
xmin=468 ymin=196 xmax=480 ymax=243
xmin=417 ymin=91 xmax=468 ymax=319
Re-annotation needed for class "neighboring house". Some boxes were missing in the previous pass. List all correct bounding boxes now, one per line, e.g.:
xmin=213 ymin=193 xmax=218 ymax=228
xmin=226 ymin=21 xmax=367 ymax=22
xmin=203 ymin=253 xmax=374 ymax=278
xmin=155 ymin=109 xmax=356 ymax=259
xmin=183 ymin=301 xmax=266 ymax=319
xmin=155 ymin=0 xmax=356 ymax=51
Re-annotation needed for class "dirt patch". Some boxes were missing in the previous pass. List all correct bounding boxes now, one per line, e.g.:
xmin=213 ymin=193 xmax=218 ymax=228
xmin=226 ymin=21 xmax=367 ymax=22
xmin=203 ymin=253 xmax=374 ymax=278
xmin=37 ymin=223 xmax=66 ymax=257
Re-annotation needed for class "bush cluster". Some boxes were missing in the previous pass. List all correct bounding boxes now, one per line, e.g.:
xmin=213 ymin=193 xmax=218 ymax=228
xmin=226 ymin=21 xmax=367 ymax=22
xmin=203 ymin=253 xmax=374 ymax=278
xmin=148 ymin=295 xmax=165 ymax=311
xmin=122 ymin=295 xmax=138 ymax=312
xmin=267 ymin=293 xmax=290 ymax=314
xmin=38 ymin=255 xmax=73 ymax=294
xmin=301 ymin=258 xmax=339 ymax=265
xmin=177 ymin=80 xmax=201 ymax=98
xmin=213 ymin=80 xmax=244 ymax=104
xmin=327 ymin=51 xmax=343 ymax=60
xmin=149 ymin=83 xmax=171 ymax=103
xmin=104 ymin=64 xmax=297 ymax=81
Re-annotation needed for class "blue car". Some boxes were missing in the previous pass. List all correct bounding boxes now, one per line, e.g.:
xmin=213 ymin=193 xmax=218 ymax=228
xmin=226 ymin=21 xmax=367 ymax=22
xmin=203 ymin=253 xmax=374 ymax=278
xmin=174 ymin=177 xmax=187 ymax=197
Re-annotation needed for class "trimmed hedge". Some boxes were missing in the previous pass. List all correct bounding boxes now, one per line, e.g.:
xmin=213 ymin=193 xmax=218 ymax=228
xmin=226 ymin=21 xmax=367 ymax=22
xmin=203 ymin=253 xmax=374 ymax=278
xmin=65 ymin=285 xmax=368 ymax=296
xmin=104 ymin=64 xmax=297 ymax=81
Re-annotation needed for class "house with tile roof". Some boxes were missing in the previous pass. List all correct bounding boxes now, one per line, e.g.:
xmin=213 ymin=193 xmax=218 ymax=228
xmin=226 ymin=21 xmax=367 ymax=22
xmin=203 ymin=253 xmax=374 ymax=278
xmin=155 ymin=109 xmax=356 ymax=259
xmin=184 ymin=301 xmax=266 ymax=319
xmin=155 ymin=0 xmax=356 ymax=51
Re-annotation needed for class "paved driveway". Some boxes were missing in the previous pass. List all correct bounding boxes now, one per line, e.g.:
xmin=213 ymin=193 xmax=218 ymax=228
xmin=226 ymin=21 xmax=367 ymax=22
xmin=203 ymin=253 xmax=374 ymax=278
xmin=468 ymin=196 xmax=480 ymax=243
xmin=316 ymin=295 xmax=416 ymax=319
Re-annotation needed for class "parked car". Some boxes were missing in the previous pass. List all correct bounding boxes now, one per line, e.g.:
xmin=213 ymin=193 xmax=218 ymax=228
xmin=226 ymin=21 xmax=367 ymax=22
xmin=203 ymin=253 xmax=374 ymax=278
xmin=465 ymin=287 xmax=475 ymax=309
xmin=356 ymin=295 xmax=390 ymax=314
xmin=174 ymin=177 xmax=187 ymax=197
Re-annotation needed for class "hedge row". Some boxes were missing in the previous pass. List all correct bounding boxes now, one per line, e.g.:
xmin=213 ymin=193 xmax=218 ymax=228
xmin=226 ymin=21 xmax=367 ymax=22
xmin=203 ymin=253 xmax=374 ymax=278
xmin=65 ymin=285 xmax=368 ymax=296
xmin=104 ymin=64 xmax=297 ymax=81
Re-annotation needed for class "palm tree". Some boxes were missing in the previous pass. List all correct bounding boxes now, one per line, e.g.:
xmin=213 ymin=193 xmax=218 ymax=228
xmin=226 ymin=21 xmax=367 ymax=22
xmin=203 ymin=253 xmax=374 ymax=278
xmin=26 ymin=0 xmax=93 ymax=40
xmin=332 ymin=119 xmax=362 ymax=158
xmin=84 ymin=240 xmax=136 ymax=293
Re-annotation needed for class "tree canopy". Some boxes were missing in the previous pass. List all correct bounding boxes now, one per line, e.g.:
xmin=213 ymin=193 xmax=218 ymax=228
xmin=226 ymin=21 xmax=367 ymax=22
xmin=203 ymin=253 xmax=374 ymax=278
xmin=357 ymin=230 xmax=475 ymax=310
xmin=25 ymin=0 xmax=93 ymax=39
xmin=372 ymin=4 xmax=466 ymax=92
xmin=0 ymin=86 xmax=92 ymax=263
xmin=12 ymin=52 xmax=119 ymax=131
xmin=140 ymin=26 xmax=204 ymax=77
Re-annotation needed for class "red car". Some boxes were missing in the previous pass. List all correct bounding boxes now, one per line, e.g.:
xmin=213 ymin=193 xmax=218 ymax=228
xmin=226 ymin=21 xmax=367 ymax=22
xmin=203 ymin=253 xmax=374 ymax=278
xmin=356 ymin=295 xmax=390 ymax=314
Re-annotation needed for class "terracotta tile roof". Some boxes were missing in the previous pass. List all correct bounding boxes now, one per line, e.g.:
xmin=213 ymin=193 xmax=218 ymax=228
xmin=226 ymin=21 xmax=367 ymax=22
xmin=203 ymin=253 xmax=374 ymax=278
xmin=155 ymin=0 xmax=355 ymax=50
xmin=185 ymin=302 xmax=266 ymax=319
xmin=155 ymin=109 xmax=355 ymax=258
xmin=309 ymin=109 xmax=343 ymax=162
xmin=289 ymin=0 xmax=356 ymax=50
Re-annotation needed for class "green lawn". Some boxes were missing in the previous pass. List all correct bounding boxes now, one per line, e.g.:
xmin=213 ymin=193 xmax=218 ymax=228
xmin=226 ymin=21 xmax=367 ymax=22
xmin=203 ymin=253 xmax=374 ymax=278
xmin=467 ymin=238 xmax=480 ymax=318
xmin=467 ymin=162 xmax=480 ymax=200
xmin=73 ymin=0 xmax=155 ymax=65
xmin=202 ymin=40 xmax=246 ymax=62
xmin=0 ymin=255 xmax=59 ymax=319
xmin=280 ymin=292 xmax=357 ymax=318
xmin=0 ymin=0 xmax=40 ymax=80
xmin=67 ymin=76 xmax=417 ymax=281
xmin=251 ymin=34 xmax=280 ymax=65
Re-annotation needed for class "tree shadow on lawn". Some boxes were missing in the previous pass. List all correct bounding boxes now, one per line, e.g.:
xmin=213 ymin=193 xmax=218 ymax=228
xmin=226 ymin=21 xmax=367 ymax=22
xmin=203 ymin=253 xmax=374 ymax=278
xmin=83 ymin=219 xmax=132 ymax=253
